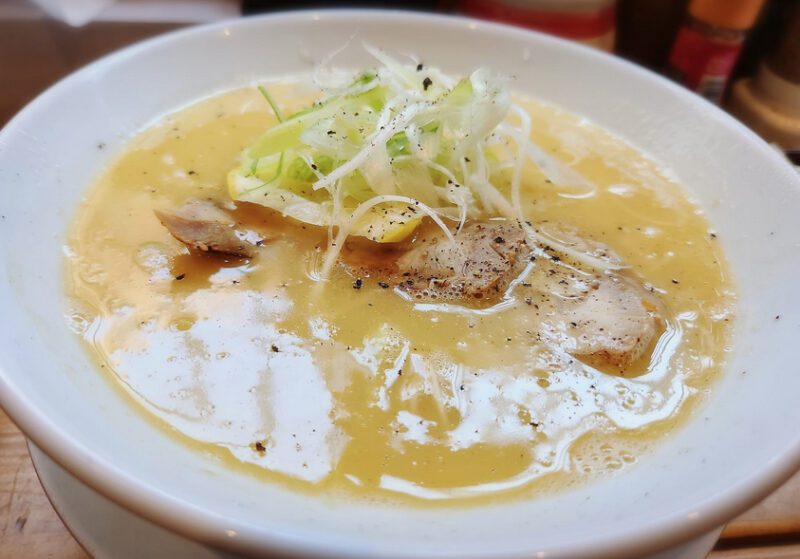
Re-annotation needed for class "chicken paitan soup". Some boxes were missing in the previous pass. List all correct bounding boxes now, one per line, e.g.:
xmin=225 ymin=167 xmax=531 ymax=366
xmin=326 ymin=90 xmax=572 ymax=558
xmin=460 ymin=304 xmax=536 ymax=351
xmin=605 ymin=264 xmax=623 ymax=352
xmin=66 ymin=51 xmax=735 ymax=502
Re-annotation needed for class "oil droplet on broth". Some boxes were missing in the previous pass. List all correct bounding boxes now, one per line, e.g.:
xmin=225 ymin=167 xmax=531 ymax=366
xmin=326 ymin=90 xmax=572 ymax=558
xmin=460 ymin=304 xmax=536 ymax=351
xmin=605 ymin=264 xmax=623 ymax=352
xmin=170 ymin=315 xmax=196 ymax=332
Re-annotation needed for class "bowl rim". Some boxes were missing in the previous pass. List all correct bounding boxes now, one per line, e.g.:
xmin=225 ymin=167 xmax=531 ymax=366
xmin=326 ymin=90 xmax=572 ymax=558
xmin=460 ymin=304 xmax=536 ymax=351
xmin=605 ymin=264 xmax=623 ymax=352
xmin=2 ymin=8 xmax=800 ymax=559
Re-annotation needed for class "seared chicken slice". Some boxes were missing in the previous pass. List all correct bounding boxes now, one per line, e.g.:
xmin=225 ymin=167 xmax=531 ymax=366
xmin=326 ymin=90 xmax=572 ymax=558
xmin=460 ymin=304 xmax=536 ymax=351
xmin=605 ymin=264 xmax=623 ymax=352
xmin=155 ymin=200 xmax=254 ymax=258
xmin=345 ymin=221 xmax=529 ymax=301
xmin=348 ymin=219 xmax=661 ymax=371
xmin=396 ymin=221 xmax=529 ymax=300
xmin=538 ymin=274 xmax=661 ymax=370
xmin=531 ymin=225 xmax=661 ymax=369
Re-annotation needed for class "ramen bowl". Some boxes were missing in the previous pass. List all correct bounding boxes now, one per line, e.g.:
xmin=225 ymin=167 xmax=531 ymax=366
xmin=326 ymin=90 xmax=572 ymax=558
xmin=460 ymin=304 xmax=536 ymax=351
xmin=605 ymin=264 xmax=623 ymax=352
xmin=1 ymin=10 xmax=799 ymax=559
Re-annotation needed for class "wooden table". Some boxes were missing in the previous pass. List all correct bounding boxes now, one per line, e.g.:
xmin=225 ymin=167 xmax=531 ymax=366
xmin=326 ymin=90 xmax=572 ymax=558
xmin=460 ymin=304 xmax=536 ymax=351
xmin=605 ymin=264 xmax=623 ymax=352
xmin=0 ymin=410 xmax=87 ymax=558
xmin=0 ymin=409 xmax=798 ymax=558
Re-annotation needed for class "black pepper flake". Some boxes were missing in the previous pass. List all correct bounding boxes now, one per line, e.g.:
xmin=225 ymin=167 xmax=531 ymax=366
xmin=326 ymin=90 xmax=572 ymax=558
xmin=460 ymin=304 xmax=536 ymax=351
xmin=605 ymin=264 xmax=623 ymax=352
xmin=310 ymin=163 xmax=318 ymax=170
xmin=97 ymin=142 xmax=106 ymax=150
xmin=353 ymin=278 xmax=363 ymax=289
xmin=254 ymin=441 xmax=266 ymax=453
xmin=710 ymin=232 xmax=717 ymax=239
xmin=671 ymin=279 xmax=680 ymax=284
xmin=378 ymin=281 xmax=389 ymax=289
xmin=174 ymin=273 xmax=186 ymax=281
xmin=494 ymin=236 xmax=505 ymax=244
xmin=187 ymin=170 xmax=197 ymax=175
xmin=271 ymin=344 xmax=280 ymax=353
xmin=524 ymin=297 xmax=532 ymax=305
xmin=422 ymin=77 xmax=433 ymax=91
xmin=327 ymin=130 xmax=336 ymax=135
xmin=775 ymin=315 xmax=781 ymax=320
xmin=416 ymin=63 xmax=423 ymax=71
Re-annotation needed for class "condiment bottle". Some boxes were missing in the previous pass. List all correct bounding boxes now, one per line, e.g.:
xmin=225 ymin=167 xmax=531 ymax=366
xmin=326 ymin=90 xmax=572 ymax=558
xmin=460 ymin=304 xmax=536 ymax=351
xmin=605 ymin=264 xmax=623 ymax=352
xmin=459 ymin=0 xmax=618 ymax=52
xmin=616 ymin=0 xmax=689 ymax=70
xmin=667 ymin=0 xmax=767 ymax=103
xmin=727 ymin=6 xmax=800 ymax=162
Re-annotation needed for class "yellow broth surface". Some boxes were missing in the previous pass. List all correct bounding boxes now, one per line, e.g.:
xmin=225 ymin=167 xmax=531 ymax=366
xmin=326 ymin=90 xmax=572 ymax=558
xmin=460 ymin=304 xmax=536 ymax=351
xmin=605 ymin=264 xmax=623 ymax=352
xmin=65 ymin=81 xmax=735 ymax=502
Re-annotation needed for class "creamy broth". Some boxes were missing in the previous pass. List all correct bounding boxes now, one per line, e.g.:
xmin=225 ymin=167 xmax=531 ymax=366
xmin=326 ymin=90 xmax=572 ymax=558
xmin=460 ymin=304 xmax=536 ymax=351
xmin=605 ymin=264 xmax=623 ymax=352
xmin=65 ymin=80 xmax=735 ymax=502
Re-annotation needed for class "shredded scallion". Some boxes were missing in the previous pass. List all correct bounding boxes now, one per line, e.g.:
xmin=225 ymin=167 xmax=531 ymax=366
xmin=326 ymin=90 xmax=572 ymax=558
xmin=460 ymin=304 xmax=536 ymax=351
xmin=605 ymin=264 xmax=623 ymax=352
xmin=229 ymin=46 xmax=609 ymax=278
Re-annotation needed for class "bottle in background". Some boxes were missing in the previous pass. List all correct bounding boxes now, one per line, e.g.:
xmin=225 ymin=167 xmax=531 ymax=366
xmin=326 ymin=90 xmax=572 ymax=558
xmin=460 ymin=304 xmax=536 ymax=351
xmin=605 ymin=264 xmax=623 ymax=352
xmin=727 ymin=5 xmax=800 ymax=163
xmin=615 ymin=0 xmax=689 ymax=70
xmin=667 ymin=0 xmax=767 ymax=103
xmin=459 ymin=0 xmax=618 ymax=52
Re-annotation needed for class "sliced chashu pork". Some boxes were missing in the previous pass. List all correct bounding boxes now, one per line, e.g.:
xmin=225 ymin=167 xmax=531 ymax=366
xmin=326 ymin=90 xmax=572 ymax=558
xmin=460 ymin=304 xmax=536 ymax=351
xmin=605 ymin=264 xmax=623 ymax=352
xmin=155 ymin=199 xmax=255 ymax=258
xmin=349 ymin=220 xmax=661 ymax=370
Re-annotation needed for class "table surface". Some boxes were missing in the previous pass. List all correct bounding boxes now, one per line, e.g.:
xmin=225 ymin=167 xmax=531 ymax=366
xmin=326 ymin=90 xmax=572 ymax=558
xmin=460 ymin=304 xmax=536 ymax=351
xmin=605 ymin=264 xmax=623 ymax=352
xmin=0 ymin=410 xmax=798 ymax=558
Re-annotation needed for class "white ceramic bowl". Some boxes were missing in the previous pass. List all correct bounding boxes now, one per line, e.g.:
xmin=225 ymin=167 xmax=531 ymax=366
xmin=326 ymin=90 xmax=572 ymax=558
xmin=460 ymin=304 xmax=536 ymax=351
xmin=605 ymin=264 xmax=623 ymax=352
xmin=1 ymin=10 xmax=799 ymax=559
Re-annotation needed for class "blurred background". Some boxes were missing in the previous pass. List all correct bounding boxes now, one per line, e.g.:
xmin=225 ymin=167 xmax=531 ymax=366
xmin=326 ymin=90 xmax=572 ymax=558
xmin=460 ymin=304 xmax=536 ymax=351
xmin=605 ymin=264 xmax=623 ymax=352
xmin=1 ymin=0 xmax=798 ymax=157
